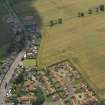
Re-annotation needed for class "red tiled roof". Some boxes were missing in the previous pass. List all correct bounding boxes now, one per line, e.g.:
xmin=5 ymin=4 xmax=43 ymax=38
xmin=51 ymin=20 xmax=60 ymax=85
xmin=17 ymin=96 xmax=36 ymax=102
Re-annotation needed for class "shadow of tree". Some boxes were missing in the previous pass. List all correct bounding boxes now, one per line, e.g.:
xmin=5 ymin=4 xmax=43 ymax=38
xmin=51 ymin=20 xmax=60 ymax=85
xmin=10 ymin=0 xmax=42 ymax=29
xmin=0 ymin=0 xmax=43 ymax=58
xmin=0 ymin=2 xmax=13 ymax=46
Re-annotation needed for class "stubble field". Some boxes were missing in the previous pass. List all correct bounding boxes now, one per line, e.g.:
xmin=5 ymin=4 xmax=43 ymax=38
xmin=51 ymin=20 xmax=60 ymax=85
xmin=36 ymin=0 xmax=105 ymax=99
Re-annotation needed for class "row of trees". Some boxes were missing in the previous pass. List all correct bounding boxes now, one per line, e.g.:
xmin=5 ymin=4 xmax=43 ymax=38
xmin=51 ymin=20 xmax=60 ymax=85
xmin=78 ymin=4 xmax=105 ymax=17
xmin=49 ymin=18 xmax=63 ymax=27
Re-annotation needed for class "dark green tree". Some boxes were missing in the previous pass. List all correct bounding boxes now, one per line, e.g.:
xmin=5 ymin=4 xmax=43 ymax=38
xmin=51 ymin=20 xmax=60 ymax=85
xmin=32 ymin=87 xmax=45 ymax=105
xmin=96 ymin=7 xmax=99 ymax=12
xmin=88 ymin=9 xmax=92 ymax=14
xmin=58 ymin=18 xmax=63 ymax=24
xmin=14 ymin=73 xmax=24 ymax=85
xmin=81 ymin=12 xmax=85 ymax=16
xmin=78 ymin=12 xmax=85 ymax=17
xmin=99 ymin=4 xmax=105 ymax=11
xmin=49 ymin=20 xmax=54 ymax=27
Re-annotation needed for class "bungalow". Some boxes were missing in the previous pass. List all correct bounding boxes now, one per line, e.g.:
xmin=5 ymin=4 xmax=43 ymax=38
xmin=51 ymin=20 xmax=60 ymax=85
xmin=17 ymin=96 xmax=36 ymax=104
xmin=24 ymin=80 xmax=35 ymax=92
xmin=39 ymin=75 xmax=55 ymax=94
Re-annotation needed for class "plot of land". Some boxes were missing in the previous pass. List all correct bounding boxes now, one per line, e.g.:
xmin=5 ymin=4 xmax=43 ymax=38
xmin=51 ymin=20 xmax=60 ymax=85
xmin=23 ymin=59 xmax=36 ymax=67
xmin=11 ymin=0 xmax=105 ymax=99
xmin=34 ymin=0 xmax=105 ymax=98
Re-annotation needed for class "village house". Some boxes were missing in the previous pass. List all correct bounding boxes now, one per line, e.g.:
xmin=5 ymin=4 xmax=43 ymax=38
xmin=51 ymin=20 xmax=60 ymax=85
xmin=17 ymin=96 xmax=36 ymax=105
xmin=24 ymin=80 xmax=35 ymax=92
xmin=39 ymin=75 xmax=55 ymax=95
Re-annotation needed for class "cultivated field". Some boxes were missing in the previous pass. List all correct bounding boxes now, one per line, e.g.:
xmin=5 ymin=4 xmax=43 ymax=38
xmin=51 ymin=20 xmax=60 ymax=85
xmin=11 ymin=0 xmax=105 ymax=99
xmin=34 ymin=0 xmax=105 ymax=99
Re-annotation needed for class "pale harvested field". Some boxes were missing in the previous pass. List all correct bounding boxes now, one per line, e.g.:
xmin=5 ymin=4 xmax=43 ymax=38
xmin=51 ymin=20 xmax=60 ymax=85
xmin=34 ymin=0 xmax=105 ymax=98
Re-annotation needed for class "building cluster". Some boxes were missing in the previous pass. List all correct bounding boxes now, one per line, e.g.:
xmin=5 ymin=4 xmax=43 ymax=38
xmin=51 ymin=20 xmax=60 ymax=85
xmin=39 ymin=72 xmax=66 ymax=105
xmin=46 ymin=61 xmax=98 ymax=105
xmin=17 ymin=96 xmax=36 ymax=105
xmin=37 ymin=62 xmax=74 ymax=104
xmin=23 ymin=35 xmax=38 ymax=60
xmin=16 ymin=79 xmax=37 ymax=105
xmin=71 ymin=81 xmax=97 ymax=105
xmin=22 ymin=16 xmax=41 ymax=60
xmin=4 ymin=57 xmax=98 ymax=105
xmin=51 ymin=62 xmax=97 ymax=105
xmin=5 ymin=66 xmax=39 ymax=105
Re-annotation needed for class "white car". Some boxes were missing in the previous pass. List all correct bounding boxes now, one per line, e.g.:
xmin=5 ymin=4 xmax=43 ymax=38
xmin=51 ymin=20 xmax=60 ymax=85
xmin=6 ymin=89 xmax=12 ymax=97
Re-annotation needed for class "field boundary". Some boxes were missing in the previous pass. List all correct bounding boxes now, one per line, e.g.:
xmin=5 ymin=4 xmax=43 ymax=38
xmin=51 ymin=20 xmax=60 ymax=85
xmin=68 ymin=59 xmax=104 ymax=99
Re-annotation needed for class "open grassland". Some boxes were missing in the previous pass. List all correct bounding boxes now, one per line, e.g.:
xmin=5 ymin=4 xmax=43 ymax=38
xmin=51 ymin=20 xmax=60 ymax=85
xmin=23 ymin=59 xmax=36 ymax=68
xmin=35 ymin=0 xmax=105 ymax=99
xmin=12 ymin=0 xmax=105 ymax=99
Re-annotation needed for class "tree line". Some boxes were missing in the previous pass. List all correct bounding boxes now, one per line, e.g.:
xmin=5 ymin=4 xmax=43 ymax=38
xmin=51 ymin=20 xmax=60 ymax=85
xmin=78 ymin=4 xmax=105 ymax=17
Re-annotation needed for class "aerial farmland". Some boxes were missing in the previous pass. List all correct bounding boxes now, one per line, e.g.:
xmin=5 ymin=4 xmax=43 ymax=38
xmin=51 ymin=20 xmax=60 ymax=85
xmin=10 ymin=0 xmax=105 ymax=99
xmin=0 ymin=0 xmax=105 ymax=104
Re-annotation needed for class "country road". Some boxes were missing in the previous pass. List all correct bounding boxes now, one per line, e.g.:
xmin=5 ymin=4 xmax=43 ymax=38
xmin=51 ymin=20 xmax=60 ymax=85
xmin=0 ymin=50 xmax=25 ymax=105
xmin=0 ymin=0 xmax=27 ymax=105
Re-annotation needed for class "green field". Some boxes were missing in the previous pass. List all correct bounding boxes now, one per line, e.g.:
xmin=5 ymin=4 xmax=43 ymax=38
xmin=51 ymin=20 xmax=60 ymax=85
xmin=10 ymin=0 xmax=105 ymax=99
xmin=23 ymin=59 xmax=36 ymax=67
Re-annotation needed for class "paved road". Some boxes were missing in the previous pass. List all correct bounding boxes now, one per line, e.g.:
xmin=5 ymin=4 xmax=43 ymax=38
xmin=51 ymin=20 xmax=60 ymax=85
xmin=0 ymin=0 xmax=27 ymax=105
xmin=0 ymin=50 xmax=25 ymax=105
